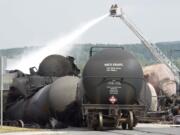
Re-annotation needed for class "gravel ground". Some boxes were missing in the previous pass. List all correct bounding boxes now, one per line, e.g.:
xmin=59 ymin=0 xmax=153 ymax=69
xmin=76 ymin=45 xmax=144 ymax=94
xmin=0 ymin=124 xmax=179 ymax=135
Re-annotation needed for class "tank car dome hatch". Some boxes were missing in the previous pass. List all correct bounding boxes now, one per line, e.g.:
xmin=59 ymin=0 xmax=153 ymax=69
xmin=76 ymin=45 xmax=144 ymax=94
xmin=82 ymin=48 xmax=144 ymax=105
xmin=37 ymin=55 xmax=80 ymax=77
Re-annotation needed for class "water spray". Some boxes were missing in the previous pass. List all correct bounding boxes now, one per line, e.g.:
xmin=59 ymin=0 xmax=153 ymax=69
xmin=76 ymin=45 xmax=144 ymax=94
xmin=8 ymin=13 xmax=109 ymax=73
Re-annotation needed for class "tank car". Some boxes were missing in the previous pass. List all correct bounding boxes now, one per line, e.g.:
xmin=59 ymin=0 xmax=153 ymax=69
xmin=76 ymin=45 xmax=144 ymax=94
xmin=78 ymin=47 xmax=145 ymax=130
xmin=143 ymin=64 xmax=176 ymax=98
xmin=38 ymin=55 xmax=80 ymax=77
xmin=5 ymin=76 xmax=80 ymax=127
xmin=6 ymin=54 xmax=80 ymax=103
xmin=5 ymin=54 xmax=81 ymax=128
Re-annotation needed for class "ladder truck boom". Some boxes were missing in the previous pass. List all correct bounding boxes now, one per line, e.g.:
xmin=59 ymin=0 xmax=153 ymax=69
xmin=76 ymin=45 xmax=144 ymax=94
xmin=110 ymin=4 xmax=180 ymax=94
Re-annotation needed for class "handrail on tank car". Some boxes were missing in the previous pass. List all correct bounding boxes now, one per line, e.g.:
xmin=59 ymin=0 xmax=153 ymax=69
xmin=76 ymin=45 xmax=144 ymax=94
xmin=89 ymin=46 xmax=124 ymax=57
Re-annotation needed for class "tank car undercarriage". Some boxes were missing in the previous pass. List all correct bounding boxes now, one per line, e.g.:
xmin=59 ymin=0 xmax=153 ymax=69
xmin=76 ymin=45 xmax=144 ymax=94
xmin=82 ymin=104 xmax=145 ymax=130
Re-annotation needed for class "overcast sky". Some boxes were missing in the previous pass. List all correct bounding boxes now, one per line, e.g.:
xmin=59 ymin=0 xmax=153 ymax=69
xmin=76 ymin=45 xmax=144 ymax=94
xmin=0 ymin=0 xmax=180 ymax=49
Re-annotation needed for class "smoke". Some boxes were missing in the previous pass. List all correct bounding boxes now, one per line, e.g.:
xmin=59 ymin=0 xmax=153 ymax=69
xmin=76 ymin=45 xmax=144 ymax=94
xmin=8 ymin=13 xmax=109 ymax=73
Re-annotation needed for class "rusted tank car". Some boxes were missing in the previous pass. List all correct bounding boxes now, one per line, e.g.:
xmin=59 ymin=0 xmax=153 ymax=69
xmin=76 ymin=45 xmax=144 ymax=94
xmin=143 ymin=64 xmax=176 ymax=98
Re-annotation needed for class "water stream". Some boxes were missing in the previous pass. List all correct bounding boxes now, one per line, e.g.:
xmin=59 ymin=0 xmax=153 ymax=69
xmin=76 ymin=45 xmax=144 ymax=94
xmin=8 ymin=13 xmax=109 ymax=73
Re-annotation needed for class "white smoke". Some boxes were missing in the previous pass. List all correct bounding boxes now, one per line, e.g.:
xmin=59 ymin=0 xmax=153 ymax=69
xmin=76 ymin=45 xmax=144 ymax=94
xmin=8 ymin=13 xmax=109 ymax=73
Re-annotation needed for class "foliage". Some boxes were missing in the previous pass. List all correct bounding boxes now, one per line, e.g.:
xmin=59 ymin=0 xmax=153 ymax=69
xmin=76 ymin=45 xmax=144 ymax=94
xmin=0 ymin=41 xmax=180 ymax=70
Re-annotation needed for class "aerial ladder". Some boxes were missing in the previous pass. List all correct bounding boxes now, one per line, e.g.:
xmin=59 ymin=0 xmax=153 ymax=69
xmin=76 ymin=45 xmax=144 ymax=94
xmin=109 ymin=4 xmax=180 ymax=95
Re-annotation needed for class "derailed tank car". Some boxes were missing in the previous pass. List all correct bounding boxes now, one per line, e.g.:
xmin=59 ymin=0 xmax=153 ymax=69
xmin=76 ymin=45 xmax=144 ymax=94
xmin=5 ymin=54 xmax=81 ymax=128
xmin=78 ymin=47 xmax=145 ymax=130
xmin=6 ymin=76 xmax=80 ymax=127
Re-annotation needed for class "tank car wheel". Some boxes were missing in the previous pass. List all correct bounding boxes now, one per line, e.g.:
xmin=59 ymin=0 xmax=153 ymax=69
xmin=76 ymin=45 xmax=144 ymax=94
xmin=17 ymin=120 xmax=24 ymax=128
xmin=87 ymin=115 xmax=94 ymax=129
xmin=127 ymin=111 xmax=134 ymax=130
xmin=86 ymin=115 xmax=91 ymax=128
xmin=133 ymin=115 xmax=138 ymax=127
xmin=98 ymin=112 xmax=103 ymax=130
xmin=122 ymin=122 xmax=127 ymax=130
xmin=87 ymin=114 xmax=98 ymax=130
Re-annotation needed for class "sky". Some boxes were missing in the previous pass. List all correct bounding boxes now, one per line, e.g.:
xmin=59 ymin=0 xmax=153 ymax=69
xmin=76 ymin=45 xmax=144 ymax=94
xmin=0 ymin=0 xmax=180 ymax=49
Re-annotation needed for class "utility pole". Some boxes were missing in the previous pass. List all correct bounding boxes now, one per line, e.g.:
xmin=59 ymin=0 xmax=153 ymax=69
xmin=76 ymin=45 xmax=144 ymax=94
xmin=0 ymin=56 xmax=4 ymax=127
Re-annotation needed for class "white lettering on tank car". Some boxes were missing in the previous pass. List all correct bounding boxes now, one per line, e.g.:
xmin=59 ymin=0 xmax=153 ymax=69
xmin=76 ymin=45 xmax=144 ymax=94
xmin=107 ymin=80 xmax=122 ymax=95
xmin=107 ymin=86 xmax=122 ymax=95
xmin=104 ymin=63 xmax=124 ymax=72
